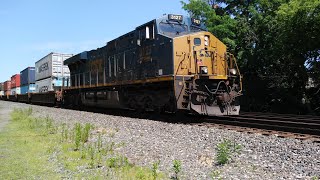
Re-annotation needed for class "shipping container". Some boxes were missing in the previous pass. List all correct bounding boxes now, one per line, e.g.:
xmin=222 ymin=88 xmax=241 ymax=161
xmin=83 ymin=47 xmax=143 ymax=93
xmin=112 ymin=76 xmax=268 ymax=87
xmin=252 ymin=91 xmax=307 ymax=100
xmin=11 ymin=87 xmax=21 ymax=95
xmin=4 ymin=81 xmax=11 ymax=91
xmin=35 ymin=52 xmax=72 ymax=81
xmin=0 ymin=82 xmax=3 ymax=91
xmin=11 ymin=74 xmax=21 ymax=88
xmin=35 ymin=77 xmax=69 ymax=93
xmin=20 ymin=67 xmax=36 ymax=86
xmin=20 ymin=84 xmax=36 ymax=94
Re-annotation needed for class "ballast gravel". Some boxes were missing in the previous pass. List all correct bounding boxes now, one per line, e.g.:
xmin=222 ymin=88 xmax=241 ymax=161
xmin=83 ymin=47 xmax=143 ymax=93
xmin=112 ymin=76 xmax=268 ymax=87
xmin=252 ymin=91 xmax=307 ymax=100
xmin=2 ymin=101 xmax=320 ymax=179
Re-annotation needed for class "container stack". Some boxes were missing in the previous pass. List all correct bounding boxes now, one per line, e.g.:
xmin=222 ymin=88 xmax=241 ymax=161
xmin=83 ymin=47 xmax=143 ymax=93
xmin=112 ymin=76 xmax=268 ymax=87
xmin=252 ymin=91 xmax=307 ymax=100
xmin=11 ymin=74 xmax=21 ymax=95
xmin=20 ymin=67 xmax=36 ymax=94
xmin=0 ymin=82 xmax=4 ymax=96
xmin=35 ymin=52 xmax=72 ymax=93
xmin=4 ymin=81 xmax=11 ymax=96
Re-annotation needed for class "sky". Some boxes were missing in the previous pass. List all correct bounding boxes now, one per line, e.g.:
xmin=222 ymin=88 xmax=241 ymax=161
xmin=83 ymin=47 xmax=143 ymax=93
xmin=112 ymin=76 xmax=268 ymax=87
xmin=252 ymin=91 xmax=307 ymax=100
xmin=0 ymin=0 xmax=188 ymax=82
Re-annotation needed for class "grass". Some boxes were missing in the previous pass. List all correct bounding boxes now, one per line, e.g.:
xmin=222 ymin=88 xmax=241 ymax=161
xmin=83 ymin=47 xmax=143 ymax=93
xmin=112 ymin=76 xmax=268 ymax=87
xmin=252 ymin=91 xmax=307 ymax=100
xmin=152 ymin=160 xmax=160 ymax=180
xmin=216 ymin=139 xmax=242 ymax=165
xmin=210 ymin=170 xmax=222 ymax=180
xmin=0 ymin=108 xmax=60 ymax=179
xmin=0 ymin=108 xmax=166 ymax=179
xmin=172 ymin=159 xmax=182 ymax=180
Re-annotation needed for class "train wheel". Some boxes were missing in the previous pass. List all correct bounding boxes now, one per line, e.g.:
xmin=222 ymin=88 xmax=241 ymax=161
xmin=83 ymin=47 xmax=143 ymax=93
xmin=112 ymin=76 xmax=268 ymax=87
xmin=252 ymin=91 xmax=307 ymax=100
xmin=78 ymin=95 xmax=83 ymax=110
xmin=128 ymin=97 xmax=136 ymax=110
xmin=143 ymin=96 xmax=154 ymax=112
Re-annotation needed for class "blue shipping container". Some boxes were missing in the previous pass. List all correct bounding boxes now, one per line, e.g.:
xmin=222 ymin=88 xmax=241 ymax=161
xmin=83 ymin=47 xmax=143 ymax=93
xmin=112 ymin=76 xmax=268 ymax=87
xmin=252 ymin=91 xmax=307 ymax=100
xmin=20 ymin=84 xmax=36 ymax=94
xmin=20 ymin=67 xmax=36 ymax=86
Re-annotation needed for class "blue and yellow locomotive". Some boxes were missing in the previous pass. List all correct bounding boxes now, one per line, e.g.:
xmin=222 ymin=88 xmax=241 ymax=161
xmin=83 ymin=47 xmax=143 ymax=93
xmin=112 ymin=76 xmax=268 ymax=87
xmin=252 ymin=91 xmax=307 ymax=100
xmin=63 ymin=14 xmax=242 ymax=115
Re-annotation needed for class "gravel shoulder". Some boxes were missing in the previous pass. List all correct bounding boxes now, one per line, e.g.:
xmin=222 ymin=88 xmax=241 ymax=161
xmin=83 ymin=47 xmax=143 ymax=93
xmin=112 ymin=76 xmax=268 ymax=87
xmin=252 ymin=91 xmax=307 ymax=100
xmin=1 ymin=101 xmax=320 ymax=179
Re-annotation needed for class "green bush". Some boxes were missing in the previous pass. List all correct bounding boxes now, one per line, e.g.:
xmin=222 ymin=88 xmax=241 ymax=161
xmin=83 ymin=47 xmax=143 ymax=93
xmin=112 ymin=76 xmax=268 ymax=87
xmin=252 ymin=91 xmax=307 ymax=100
xmin=45 ymin=116 xmax=55 ymax=134
xmin=73 ymin=123 xmax=92 ymax=151
xmin=172 ymin=159 xmax=182 ymax=180
xmin=210 ymin=170 xmax=222 ymax=180
xmin=61 ymin=123 xmax=68 ymax=142
xmin=106 ymin=156 xmax=129 ymax=168
xmin=216 ymin=139 xmax=241 ymax=165
xmin=74 ymin=123 xmax=82 ymax=150
xmin=87 ymin=145 xmax=95 ymax=168
xmin=151 ymin=160 xmax=160 ymax=180
xmin=96 ymin=134 xmax=102 ymax=152
xmin=82 ymin=123 xmax=91 ymax=143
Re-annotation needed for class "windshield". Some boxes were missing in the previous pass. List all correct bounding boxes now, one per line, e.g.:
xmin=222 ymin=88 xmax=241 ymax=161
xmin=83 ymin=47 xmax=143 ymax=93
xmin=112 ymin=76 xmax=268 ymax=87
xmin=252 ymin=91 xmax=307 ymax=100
xmin=190 ymin=26 xmax=205 ymax=32
xmin=159 ymin=22 xmax=188 ymax=37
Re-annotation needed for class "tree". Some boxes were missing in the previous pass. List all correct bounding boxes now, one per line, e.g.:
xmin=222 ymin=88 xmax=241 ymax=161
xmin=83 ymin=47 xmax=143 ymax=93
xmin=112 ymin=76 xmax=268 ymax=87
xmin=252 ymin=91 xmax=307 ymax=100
xmin=181 ymin=0 xmax=320 ymax=114
xmin=181 ymin=0 xmax=237 ymax=51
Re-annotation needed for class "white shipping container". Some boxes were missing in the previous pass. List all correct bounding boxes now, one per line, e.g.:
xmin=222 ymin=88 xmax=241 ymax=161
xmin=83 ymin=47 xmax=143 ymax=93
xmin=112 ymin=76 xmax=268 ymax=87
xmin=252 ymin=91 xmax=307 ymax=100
xmin=11 ymin=87 xmax=21 ymax=95
xmin=35 ymin=77 xmax=70 ymax=93
xmin=0 ymin=91 xmax=4 ymax=96
xmin=35 ymin=52 xmax=72 ymax=81
xmin=36 ymin=78 xmax=53 ymax=93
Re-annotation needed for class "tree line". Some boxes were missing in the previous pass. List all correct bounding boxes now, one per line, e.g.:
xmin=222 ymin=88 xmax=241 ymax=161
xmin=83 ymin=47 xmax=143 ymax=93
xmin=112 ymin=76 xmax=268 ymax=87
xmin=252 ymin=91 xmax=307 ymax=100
xmin=181 ymin=0 xmax=320 ymax=115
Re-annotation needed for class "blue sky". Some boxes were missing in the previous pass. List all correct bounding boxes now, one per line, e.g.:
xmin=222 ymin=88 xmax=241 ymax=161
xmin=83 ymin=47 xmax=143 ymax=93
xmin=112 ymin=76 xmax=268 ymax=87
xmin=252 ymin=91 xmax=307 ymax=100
xmin=0 ymin=0 xmax=187 ymax=82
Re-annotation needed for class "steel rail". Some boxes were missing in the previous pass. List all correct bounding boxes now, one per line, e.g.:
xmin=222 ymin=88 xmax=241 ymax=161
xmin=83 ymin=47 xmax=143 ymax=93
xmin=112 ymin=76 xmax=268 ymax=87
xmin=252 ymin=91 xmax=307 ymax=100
xmin=205 ymin=115 xmax=320 ymax=136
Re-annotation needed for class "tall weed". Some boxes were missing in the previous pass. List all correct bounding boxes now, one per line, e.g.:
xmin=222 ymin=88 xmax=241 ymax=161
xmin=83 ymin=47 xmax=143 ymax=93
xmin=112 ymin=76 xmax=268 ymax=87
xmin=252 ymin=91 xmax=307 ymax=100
xmin=74 ymin=123 xmax=82 ymax=150
xmin=216 ymin=139 xmax=241 ymax=165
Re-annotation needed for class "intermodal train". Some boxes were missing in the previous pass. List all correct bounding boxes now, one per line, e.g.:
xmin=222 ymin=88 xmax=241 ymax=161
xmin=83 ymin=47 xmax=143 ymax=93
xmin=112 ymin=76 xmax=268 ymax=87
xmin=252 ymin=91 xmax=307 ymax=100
xmin=0 ymin=14 xmax=242 ymax=116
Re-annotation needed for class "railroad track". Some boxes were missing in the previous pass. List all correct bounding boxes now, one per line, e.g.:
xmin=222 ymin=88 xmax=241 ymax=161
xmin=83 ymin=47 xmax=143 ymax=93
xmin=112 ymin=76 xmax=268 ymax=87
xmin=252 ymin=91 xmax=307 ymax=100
xmin=193 ymin=112 xmax=320 ymax=142
xmin=64 ymin=106 xmax=320 ymax=142
xmin=62 ymin=106 xmax=320 ymax=139
xmin=2 ymin=100 xmax=320 ymax=141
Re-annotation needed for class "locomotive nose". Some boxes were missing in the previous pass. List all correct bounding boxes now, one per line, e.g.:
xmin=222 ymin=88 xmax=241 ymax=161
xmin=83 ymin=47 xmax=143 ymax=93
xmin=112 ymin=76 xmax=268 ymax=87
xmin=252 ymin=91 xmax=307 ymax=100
xmin=173 ymin=31 xmax=242 ymax=115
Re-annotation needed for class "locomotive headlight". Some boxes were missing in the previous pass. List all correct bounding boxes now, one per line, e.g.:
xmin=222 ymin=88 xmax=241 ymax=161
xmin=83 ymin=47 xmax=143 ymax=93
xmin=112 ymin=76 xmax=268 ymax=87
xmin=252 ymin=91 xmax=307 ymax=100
xmin=204 ymin=36 xmax=209 ymax=46
xmin=229 ymin=68 xmax=237 ymax=75
xmin=201 ymin=66 xmax=208 ymax=74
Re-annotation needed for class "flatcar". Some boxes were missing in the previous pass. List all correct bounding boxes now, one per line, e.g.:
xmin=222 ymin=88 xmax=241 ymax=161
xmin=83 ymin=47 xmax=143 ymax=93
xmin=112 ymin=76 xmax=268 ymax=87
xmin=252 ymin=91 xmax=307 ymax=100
xmin=62 ymin=14 xmax=242 ymax=116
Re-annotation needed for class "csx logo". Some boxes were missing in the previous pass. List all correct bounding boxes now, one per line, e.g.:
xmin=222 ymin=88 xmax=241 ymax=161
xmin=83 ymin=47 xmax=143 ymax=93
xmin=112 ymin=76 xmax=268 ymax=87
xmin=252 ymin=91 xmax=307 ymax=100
xmin=39 ymin=62 xmax=49 ymax=73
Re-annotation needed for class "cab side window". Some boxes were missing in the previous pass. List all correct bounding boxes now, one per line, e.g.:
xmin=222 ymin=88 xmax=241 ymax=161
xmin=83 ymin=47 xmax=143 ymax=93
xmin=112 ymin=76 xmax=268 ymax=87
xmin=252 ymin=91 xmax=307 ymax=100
xmin=194 ymin=38 xmax=201 ymax=46
xmin=139 ymin=23 xmax=155 ymax=41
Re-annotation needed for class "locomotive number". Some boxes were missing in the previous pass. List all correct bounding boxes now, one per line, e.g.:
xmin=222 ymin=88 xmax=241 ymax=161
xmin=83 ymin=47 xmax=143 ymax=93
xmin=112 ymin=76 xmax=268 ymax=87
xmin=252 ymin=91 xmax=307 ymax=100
xmin=168 ymin=14 xmax=183 ymax=22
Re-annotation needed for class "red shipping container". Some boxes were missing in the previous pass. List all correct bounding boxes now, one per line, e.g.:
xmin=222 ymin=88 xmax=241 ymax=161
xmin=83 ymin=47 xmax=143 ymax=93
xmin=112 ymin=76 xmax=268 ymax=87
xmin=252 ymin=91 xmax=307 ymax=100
xmin=4 ymin=81 xmax=11 ymax=91
xmin=11 ymin=74 xmax=21 ymax=88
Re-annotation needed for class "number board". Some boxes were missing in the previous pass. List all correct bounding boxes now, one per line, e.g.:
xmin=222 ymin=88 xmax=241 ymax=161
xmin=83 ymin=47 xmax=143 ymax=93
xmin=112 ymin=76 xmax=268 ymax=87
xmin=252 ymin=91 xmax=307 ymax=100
xmin=168 ymin=14 xmax=183 ymax=22
xmin=192 ymin=18 xmax=201 ymax=26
